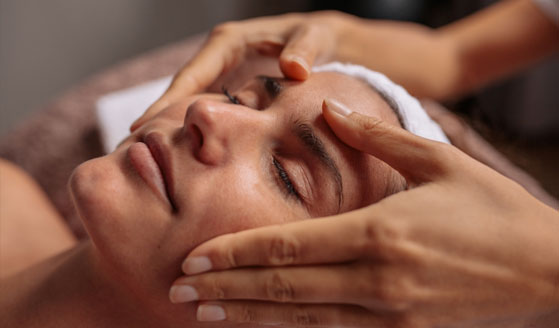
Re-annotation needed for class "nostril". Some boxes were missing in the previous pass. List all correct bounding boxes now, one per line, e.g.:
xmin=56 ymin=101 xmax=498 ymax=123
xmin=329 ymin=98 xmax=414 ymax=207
xmin=189 ymin=124 xmax=203 ymax=148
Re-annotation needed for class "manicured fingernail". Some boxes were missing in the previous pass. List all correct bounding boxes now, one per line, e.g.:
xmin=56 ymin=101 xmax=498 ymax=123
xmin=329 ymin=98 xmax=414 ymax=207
xmin=286 ymin=55 xmax=310 ymax=74
xmin=286 ymin=55 xmax=311 ymax=80
xmin=182 ymin=256 xmax=212 ymax=275
xmin=197 ymin=304 xmax=226 ymax=322
xmin=324 ymin=99 xmax=352 ymax=116
xmin=169 ymin=285 xmax=198 ymax=303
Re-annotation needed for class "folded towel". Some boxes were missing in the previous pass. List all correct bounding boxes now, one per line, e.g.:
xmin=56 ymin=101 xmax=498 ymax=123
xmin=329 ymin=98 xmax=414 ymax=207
xmin=96 ymin=63 xmax=449 ymax=153
xmin=96 ymin=76 xmax=172 ymax=153
xmin=313 ymin=62 xmax=449 ymax=143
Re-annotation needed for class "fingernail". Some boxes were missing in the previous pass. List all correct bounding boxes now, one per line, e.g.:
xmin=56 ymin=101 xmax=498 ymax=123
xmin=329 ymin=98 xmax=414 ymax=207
xmin=169 ymin=285 xmax=198 ymax=303
xmin=197 ymin=304 xmax=226 ymax=322
xmin=324 ymin=98 xmax=352 ymax=116
xmin=182 ymin=256 xmax=212 ymax=275
xmin=129 ymin=118 xmax=143 ymax=132
xmin=286 ymin=55 xmax=309 ymax=73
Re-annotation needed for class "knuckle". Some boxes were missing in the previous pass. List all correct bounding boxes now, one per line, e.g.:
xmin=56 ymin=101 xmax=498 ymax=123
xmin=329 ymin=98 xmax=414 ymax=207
xmin=210 ymin=21 xmax=238 ymax=36
xmin=375 ymin=284 xmax=401 ymax=308
xmin=218 ymin=233 xmax=240 ymax=268
xmin=224 ymin=246 xmax=239 ymax=268
xmin=391 ymin=313 xmax=423 ymax=328
xmin=208 ymin=278 xmax=226 ymax=299
xmin=292 ymin=308 xmax=321 ymax=326
xmin=265 ymin=272 xmax=295 ymax=302
xmin=373 ymin=273 xmax=414 ymax=310
xmin=362 ymin=219 xmax=408 ymax=260
xmin=237 ymin=306 xmax=258 ymax=323
xmin=357 ymin=115 xmax=385 ymax=135
xmin=426 ymin=142 xmax=460 ymax=176
xmin=268 ymin=234 xmax=299 ymax=265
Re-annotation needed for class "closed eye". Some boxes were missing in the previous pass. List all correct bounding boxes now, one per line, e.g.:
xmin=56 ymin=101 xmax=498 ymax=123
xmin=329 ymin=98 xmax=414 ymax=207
xmin=223 ymin=85 xmax=303 ymax=204
xmin=222 ymin=86 xmax=240 ymax=105
xmin=272 ymin=157 xmax=301 ymax=201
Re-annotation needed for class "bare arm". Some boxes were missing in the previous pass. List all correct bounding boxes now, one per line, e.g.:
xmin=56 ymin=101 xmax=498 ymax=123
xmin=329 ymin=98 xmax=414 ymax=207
xmin=0 ymin=159 xmax=76 ymax=278
xmin=335 ymin=0 xmax=559 ymax=99
xmin=441 ymin=0 xmax=559 ymax=98
xmin=134 ymin=0 xmax=558 ymax=126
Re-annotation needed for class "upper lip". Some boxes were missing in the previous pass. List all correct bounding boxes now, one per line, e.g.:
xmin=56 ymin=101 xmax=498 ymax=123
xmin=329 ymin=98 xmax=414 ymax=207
xmin=143 ymin=131 xmax=176 ymax=211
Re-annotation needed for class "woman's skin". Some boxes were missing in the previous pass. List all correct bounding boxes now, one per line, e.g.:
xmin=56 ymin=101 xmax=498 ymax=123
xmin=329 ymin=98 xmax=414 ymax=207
xmin=121 ymin=0 xmax=559 ymax=325
xmin=132 ymin=0 xmax=558 ymax=129
xmin=0 ymin=72 xmax=406 ymax=327
xmin=0 ymin=159 xmax=77 ymax=279
xmin=171 ymin=101 xmax=559 ymax=327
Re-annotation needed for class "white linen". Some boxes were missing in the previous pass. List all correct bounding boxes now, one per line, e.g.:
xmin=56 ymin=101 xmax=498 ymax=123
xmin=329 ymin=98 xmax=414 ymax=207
xmin=96 ymin=76 xmax=172 ymax=153
xmin=313 ymin=62 xmax=450 ymax=144
xmin=96 ymin=63 xmax=450 ymax=153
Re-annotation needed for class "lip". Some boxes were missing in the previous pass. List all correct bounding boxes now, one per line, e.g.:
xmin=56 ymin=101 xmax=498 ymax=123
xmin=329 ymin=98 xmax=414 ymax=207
xmin=127 ymin=131 xmax=176 ymax=210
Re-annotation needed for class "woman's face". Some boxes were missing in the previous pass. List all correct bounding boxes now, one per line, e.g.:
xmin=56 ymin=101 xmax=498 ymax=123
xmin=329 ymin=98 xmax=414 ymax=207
xmin=70 ymin=72 xmax=405 ymax=308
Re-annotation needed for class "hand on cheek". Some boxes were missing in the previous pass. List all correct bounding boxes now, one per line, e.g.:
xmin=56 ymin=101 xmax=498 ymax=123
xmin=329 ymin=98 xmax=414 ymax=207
xmin=168 ymin=99 xmax=559 ymax=327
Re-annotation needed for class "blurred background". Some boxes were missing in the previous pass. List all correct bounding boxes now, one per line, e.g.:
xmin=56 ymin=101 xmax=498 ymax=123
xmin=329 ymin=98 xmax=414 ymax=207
xmin=0 ymin=0 xmax=306 ymax=134
xmin=1 ymin=0 xmax=557 ymax=197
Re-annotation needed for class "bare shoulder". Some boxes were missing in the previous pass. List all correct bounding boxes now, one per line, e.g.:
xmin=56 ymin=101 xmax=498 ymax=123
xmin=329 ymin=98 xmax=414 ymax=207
xmin=0 ymin=159 xmax=77 ymax=279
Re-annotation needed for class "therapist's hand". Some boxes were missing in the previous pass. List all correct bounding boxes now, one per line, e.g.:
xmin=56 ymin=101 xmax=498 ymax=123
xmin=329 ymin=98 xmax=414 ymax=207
xmin=169 ymin=101 xmax=559 ymax=327
xmin=131 ymin=11 xmax=343 ymax=131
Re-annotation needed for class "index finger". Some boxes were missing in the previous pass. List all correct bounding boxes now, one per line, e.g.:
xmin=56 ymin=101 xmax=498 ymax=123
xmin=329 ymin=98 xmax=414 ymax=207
xmin=130 ymin=32 xmax=246 ymax=131
xmin=322 ymin=99 xmax=454 ymax=183
xmin=182 ymin=207 xmax=376 ymax=275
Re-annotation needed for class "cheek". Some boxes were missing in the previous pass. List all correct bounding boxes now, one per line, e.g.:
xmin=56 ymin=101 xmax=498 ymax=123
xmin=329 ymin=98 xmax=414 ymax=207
xmin=341 ymin=152 xmax=402 ymax=210
xmin=70 ymin=151 xmax=172 ymax=274
xmin=169 ymin=163 xmax=299 ymax=253
xmin=155 ymin=94 xmax=225 ymax=122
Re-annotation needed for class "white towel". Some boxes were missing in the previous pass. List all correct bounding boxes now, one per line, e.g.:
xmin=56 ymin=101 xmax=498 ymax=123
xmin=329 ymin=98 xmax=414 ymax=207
xmin=96 ymin=76 xmax=172 ymax=153
xmin=533 ymin=0 xmax=559 ymax=24
xmin=96 ymin=63 xmax=449 ymax=153
xmin=313 ymin=62 xmax=449 ymax=144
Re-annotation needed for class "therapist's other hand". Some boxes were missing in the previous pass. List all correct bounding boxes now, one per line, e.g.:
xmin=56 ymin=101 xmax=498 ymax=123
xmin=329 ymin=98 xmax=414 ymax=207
xmin=169 ymin=100 xmax=559 ymax=327
xmin=131 ymin=12 xmax=342 ymax=131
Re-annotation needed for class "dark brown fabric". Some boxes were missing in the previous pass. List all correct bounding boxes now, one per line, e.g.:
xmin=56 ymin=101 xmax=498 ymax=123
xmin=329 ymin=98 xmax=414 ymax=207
xmin=2 ymin=33 xmax=556 ymax=239
xmin=0 ymin=34 xmax=206 ymax=238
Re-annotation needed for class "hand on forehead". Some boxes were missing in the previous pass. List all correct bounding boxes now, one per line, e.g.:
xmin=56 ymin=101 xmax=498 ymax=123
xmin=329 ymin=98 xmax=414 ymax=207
xmin=159 ymin=72 xmax=405 ymax=213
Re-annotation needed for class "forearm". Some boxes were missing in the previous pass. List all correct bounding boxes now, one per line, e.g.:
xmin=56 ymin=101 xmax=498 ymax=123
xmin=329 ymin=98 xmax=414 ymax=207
xmin=326 ymin=0 xmax=558 ymax=100
xmin=519 ymin=205 xmax=559 ymax=327
xmin=439 ymin=0 xmax=558 ymax=98
xmin=332 ymin=13 xmax=461 ymax=99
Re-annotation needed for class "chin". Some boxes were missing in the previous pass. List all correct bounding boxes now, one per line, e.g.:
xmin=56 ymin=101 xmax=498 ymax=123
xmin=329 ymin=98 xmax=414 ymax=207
xmin=69 ymin=153 xmax=179 ymax=284
xmin=69 ymin=154 xmax=141 ymax=269
xmin=71 ymin=155 xmax=124 ymax=228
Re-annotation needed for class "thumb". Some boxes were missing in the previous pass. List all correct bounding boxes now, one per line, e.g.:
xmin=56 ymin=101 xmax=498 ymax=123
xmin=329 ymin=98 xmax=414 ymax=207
xmin=278 ymin=24 xmax=320 ymax=81
xmin=322 ymin=99 xmax=451 ymax=183
xmin=130 ymin=96 xmax=171 ymax=132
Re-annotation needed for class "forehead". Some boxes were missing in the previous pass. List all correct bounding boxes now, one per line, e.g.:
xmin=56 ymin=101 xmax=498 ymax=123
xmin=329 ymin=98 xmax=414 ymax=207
xmin=276 ymin=72 xmax=399 ymax=126
xmin=270 ymin=72 xmax=403 ymax=212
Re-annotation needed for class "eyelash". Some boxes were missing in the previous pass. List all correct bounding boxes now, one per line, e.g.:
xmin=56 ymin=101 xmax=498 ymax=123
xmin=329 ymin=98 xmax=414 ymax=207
xmin=222 ymin=86 xmax=301 ymax=202
xmin=222 ymin=87 xmax=240 ymax=105
xmin=273 ymin=157 xmax=301 ymax=200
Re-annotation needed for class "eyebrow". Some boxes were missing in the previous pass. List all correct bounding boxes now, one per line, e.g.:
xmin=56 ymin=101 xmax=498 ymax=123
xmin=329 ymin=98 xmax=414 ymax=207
xmin=257 ymin=75 xmax=283 ymax=99
xmin=258 ymin=75 xmax=344 ymax=212
xmin=293 ymin=121 xmax=344 ymax=213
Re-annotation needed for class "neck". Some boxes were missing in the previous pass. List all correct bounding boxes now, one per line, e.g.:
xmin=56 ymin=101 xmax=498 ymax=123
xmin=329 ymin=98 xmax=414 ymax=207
xmin=0 ymin=242 xmax=251 ymax=328
xmin=0 ymin=242 xmax=160 ymax=328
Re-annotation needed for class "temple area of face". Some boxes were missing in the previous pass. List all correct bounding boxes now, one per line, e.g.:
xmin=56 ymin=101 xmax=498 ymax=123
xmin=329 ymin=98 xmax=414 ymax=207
xmin=255 ymin=76 xmax=345 ymax=214
xmin=291 ymin=120 xmax=343 ymax=213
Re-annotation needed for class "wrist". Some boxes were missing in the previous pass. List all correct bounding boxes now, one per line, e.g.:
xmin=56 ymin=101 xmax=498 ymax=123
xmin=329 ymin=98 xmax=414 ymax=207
xmin=330 ymin=13 xmax=368 ymax=63
xmin=309 ymin=10 xmax=355 ymax=63
xmin=333 ymin=15 xmax=464 ymax=100
xmin=519 ymin=204 xmax=559 ymax=324
xmin=435 ymin=26 xmax=480 ymax=100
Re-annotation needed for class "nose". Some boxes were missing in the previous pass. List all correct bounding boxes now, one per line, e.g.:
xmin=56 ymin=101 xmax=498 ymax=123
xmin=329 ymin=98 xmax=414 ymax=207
xmin=183 ymin=99 xmax=261 ymax=165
